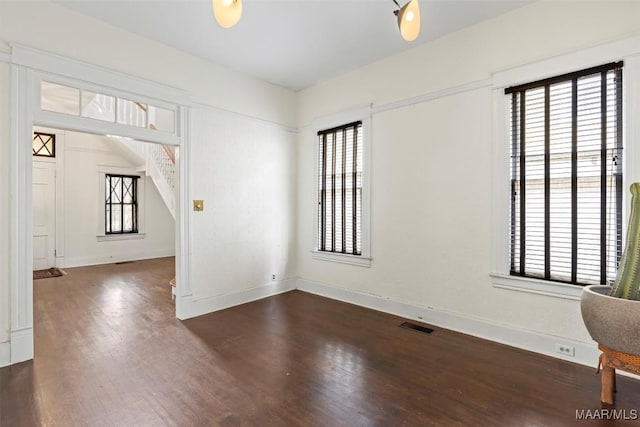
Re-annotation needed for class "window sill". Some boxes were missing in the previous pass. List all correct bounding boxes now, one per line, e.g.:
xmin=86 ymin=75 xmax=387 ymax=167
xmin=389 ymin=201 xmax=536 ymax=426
xmin=311 ymin=250 xmax=372 ymax=267
xmin=97 ymin=233 xmax=145 ymax=242
xmin=490 ymin=273 xmax=586 ymax=301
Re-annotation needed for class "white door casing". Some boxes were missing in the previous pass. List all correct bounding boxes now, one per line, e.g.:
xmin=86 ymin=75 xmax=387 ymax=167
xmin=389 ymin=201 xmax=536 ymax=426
xmin=9 ymin=45 xmax=192 ymax=365
xmin=32 ymin=161 xmax=56 ymax=270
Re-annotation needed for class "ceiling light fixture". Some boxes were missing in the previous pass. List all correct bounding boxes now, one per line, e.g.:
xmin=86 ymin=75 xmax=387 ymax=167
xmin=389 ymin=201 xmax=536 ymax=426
xmin=392 ymin=0 xmax=421 ymax=42
xmin=212 ymin=0 xmax=242 ymax=28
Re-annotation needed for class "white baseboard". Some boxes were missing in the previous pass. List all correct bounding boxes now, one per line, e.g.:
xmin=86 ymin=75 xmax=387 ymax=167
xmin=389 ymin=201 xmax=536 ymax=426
xmin=0 ymin=273 xmax=625 ymax=374
xmin=296 ymin=278 xmax=601 ymax=368
xmin=10 ymin=327 xmax=33 ymax=364
xmin=61 ymin=249 xmax=175 ymax=268
xmin=178 ymin=278 xmax=297 ymax=320
xmin=0 ymin=341 xmax=10 ymax=368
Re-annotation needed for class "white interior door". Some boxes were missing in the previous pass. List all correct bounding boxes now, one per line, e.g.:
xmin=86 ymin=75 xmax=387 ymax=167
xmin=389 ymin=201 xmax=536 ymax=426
xmin=33 ymin=161 xmax=56 ymax=270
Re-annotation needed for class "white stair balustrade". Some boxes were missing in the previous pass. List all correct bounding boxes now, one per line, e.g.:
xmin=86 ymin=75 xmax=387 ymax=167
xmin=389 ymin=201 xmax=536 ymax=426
xmin=146 ymin=143 xmax=176 ymax=219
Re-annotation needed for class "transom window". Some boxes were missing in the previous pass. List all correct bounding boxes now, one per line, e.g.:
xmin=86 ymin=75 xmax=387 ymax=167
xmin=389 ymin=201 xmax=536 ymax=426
xmin=317 ymin=121 xmax=363 ymax=255
xmin=105 ymin=174 xmax=139 ymax=234
xmin=41 ymin=80 xmax=176 ymax=133
xmin=33 ymin=132 xmax=55 ymax=158
xmin=507 ymin=62 xmax=623 ymax=286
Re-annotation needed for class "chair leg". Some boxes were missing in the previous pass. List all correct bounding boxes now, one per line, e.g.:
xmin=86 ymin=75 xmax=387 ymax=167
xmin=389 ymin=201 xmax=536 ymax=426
xmin=601 ymin=365 xmax=615 ymax=405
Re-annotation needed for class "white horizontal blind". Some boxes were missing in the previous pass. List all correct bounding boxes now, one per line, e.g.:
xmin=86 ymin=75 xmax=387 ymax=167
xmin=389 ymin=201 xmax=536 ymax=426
xmin=318 ymin=121 xmax=363 ymax=255
xmin=508 ymin=63 xmax=623 ymax=286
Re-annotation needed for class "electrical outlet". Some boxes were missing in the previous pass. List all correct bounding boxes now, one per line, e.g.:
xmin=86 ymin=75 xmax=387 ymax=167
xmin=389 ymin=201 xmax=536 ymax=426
xmin=555 ymin=343 xmax=575 ymax=357
xmin=272 ymin=274 xmax=276 ymax=281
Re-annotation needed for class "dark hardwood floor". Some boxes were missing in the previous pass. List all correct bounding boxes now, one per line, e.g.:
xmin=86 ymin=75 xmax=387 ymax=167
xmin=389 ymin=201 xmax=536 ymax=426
xmin=2 ymin=257 xmax=640 ymax=426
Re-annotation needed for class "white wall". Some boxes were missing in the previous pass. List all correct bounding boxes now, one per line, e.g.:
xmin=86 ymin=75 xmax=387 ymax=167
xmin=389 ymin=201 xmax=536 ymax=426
xmin=191 ymin=108 xmax=297 ymax=300
xmin=0 ymin=0 xmax=298 ymax=347
xmin=296 ymin=0 xmax=640 ymax=352
xmin=42 ymin=130 xmax=175 ymax=267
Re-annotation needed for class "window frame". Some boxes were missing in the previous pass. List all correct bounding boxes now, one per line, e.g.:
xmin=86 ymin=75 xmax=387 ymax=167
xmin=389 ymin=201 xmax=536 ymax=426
xmin=96 ymin=168 xmax=146 ymax=241
xmin=32 ymin=131 xmax=56 ymax=158
xmin=105 ymin=173 xmax=139 ymax=235
xmin=311 ymin=107 xmax=372 ymax=267
xmin=506 ymin=62 xmax=623 ymax=287
xmin=491 ymin=38 xmax=640 ymax=300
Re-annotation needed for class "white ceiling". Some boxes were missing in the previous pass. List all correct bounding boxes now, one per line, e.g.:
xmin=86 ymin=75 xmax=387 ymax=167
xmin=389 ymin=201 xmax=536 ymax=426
xmin=55 ymin=0 xmax=532 ymax=91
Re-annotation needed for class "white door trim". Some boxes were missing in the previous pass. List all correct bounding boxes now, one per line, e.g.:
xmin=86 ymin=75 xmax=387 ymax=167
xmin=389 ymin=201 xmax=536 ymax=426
xmin=34 ymin=126 xmax=66 ymax=265
xmin=9 ymin=64 xmax=34 ymax=364
xmin=8 ymin=47 xmax=192 ymax=364
xmin=32 ymin=160 xmax=56 ymax=270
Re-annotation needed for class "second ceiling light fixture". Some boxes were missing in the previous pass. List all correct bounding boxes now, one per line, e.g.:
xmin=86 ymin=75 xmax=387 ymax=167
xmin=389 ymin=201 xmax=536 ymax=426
xmin=211 ymin=0 xmax=421 ymax=42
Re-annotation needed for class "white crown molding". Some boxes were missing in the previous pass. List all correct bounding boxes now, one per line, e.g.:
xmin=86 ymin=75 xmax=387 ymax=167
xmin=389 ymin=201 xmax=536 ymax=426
xmin=10 ymin=44 xmax=192 ymax=107
xmin=7 ymin=45 xmax=297 ymax=133
xmin=297 ymin=80 xmax=492 ymax=133
xmin=492 ymin=35 xmax=640 ymax=90
xmin=372 ymin=78 xmax=492 ymax=115
xmin=192 ymin=101 xmax=298 ymax=134
xmin=310 ymin=104 xmax=372 ymax=133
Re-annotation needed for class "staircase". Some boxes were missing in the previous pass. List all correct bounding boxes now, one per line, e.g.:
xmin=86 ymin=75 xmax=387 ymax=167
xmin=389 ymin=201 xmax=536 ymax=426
xmin=87 ymin=95 xmax=177 ymax=219
xmin=147 ymin=143 xmax=176 ymax=219
xmin=106 ymin=135 xmax=175 ymax=219
xmin=145 ymin=143 xmax=177 ymax=297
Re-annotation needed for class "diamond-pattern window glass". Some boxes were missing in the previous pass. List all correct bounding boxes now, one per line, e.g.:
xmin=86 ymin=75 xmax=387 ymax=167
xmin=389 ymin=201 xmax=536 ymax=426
xmin=33 ymin=132 xmax=56 ymax=158
xmin=105 ymin=174 xmax=138 ymax=234
xmin=111 ymin=177 xmax=122 ymax=204
xmin=123 ymin=180 xmax=134 ymax=203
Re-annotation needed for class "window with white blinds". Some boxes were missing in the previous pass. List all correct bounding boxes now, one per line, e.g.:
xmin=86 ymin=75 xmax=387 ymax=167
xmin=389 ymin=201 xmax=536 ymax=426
xmin=507 ymin=62 xmax=623 ymax=286
xmin=317 ymin=121 xmax=363 ymax=255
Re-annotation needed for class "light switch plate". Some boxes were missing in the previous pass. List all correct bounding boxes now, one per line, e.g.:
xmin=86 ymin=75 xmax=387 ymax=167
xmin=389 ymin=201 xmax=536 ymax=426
xmin=193 ymin=200 xmax=204 ymax=212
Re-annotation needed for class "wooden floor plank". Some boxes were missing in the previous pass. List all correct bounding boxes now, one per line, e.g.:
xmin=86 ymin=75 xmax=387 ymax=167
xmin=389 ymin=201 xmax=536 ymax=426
xmin=2 ymin=256 xmax=640 ymax=425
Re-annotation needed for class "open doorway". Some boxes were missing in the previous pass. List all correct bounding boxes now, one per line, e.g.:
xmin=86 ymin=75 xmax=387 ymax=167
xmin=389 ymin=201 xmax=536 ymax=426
xmin=31 ymin=127 xmax=176 ymax=292
xmin=8 ymin=48 xmax=191 ymax=364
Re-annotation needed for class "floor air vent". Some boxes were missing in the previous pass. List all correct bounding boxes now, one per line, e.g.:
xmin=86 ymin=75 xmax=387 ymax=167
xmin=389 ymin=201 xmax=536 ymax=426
xmin=400 ymin=321 xmax=434 ymax=335
xmin=115 ymin=261 xmax=134 ymax=265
